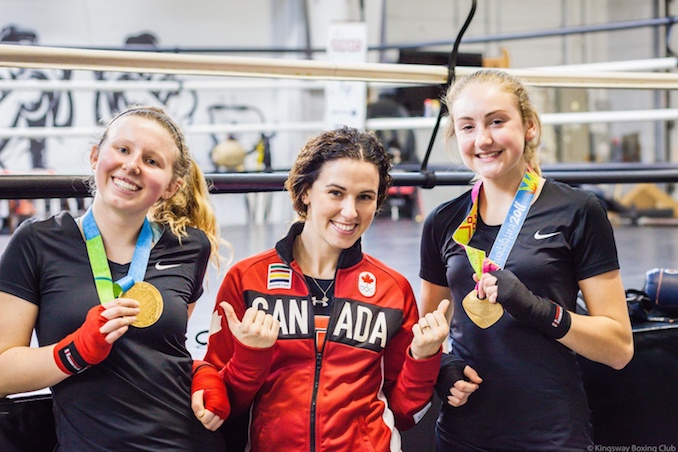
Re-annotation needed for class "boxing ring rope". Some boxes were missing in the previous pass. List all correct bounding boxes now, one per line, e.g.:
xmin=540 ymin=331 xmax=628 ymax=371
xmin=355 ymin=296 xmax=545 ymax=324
xmin=1 ymin=44 xmax=678 ymax=89
xmin=36 ymin=16 xmax=676 ymax=55
xmin=2 ymin=165 xmax=678 ymax=199
xmin=1 ymin=109 xmax=677 ymax=140
xmin=1 ymin=45 xmax=677 ymax=196
xmin=396 ymin=16 xmax=678 ymax=48
xmin=1 ymin=56 xmax=675 ymax=93
xmin=532 ymin=57 xmax=678 ymax=73
xmin=0 ymin=78 xmax=329 ymax=92
xmin=1 ymin=53 xmax=675 ymax=138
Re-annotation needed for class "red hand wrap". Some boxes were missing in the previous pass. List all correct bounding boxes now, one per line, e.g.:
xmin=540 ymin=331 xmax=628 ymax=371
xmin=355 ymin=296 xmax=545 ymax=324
xmin=192 ymin=360 xmax=231 ymax=420
xmin=53 ymin=305 xmax=112 ymax=375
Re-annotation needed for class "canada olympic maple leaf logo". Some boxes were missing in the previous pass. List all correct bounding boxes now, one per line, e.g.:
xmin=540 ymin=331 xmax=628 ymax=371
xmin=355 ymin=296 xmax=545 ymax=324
xmin=358 ymin=271 xmax=376 ymax=297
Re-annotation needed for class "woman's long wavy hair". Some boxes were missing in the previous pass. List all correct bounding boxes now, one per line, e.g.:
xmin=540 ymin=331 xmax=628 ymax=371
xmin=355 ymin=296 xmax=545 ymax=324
xmin=90 ymin=105 xmax=229 ymax=269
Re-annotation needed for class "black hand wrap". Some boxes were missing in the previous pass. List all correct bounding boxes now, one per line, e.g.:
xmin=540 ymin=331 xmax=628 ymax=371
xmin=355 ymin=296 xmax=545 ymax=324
xmin=491 ymin=270 xmax=572 ymax=339
xmin=435 ymin=352 xmax=468 ymax=401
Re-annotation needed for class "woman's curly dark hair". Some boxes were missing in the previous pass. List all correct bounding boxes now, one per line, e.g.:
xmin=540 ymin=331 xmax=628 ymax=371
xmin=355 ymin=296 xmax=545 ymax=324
xmin=285 ymin=127 xmax=393 ymax=220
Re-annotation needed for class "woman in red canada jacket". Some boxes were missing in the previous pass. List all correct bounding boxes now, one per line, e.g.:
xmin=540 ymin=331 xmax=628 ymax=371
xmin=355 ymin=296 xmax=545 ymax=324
xmin=204 ymin=127 xmax=449 ymax=451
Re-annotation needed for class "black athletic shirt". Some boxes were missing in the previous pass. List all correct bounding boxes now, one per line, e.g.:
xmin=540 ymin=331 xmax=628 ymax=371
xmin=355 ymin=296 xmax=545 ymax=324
xmin=420 ymin=180 xmax=619 ymax=451
xmin=0 ymin=211 xmax=224 ymax=451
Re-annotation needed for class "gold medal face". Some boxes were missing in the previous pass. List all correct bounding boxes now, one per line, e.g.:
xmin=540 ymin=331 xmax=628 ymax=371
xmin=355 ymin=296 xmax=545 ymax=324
xmin=122 ymin=281 xmax=164 ymax=328
xmin=462 ymin=289 xmax=503 ymax=329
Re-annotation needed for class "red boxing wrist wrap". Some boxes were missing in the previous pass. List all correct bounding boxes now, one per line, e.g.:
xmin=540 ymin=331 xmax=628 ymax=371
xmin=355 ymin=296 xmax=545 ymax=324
xmin=192 ymin=360 xmax=231 ymax=420
xmin=53 ymin=305 xmax=112 ymax=375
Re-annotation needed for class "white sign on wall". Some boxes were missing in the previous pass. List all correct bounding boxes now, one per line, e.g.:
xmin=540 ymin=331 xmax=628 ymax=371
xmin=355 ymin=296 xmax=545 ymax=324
xmin=324 ymin=22 xmax=367 ymax=131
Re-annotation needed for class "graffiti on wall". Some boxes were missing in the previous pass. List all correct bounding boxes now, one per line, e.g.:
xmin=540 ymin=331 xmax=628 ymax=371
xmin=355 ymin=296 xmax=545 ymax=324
xmin=0 ymin=25 xmax=203 ymax=173
xmin=0 ymin=25 xmax=74 ymax=170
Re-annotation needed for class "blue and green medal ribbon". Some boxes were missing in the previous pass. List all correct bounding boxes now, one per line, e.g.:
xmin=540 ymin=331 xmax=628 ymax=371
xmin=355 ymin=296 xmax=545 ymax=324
xmin=81 ymin=208 xmax=153 ymax=303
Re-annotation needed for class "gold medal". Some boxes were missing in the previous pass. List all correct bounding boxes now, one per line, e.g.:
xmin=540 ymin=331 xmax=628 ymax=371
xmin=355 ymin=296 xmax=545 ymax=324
xmin=122 ymin=281 xmax=164 ymax=328
xmin=462 ymin=289 xmax=503 ymax=329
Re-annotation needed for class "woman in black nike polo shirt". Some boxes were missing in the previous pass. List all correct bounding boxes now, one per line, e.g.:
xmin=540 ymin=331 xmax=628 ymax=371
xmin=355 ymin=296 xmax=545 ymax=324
xmin=419 ymin=69 xmax=634 ymax=451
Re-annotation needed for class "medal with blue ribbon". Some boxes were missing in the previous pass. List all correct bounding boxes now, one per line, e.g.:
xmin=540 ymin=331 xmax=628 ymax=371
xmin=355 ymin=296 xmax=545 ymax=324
xmin=81 ymin=208 xmax=163 ymax=328
xmin=452 ymin=168 xmax=540 ymax=328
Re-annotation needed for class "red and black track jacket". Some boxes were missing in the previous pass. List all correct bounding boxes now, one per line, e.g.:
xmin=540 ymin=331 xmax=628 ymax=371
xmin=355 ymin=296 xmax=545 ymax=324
xmin=204 ymin=222 xmax=441 ymax=451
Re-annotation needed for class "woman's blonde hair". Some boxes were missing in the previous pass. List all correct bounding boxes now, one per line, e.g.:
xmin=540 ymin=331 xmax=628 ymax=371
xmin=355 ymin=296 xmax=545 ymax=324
xmin=92 ymin=105 xmax=227 ymax=269
xmin=444 ymin=69 xmax=543 ymax=175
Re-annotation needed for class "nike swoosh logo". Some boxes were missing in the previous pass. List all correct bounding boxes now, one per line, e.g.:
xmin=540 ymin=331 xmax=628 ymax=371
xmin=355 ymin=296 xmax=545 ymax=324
xmin=155 ymin=262 xmax=181 ymax=270
xmin=534 ymin=230 xmax=561 ymax=240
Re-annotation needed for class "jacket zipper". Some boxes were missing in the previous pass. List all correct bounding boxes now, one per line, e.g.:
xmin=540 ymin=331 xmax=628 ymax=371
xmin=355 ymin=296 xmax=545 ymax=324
xmin=288 ymin=257 xmax=335 ymax=452
xmin=308 ymin=272 xmax=332 ymax=452
xmin=293 ymin=269 xmax=322 ymax=452
xmin=310 ymin=348 xmax=322 ymax=452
